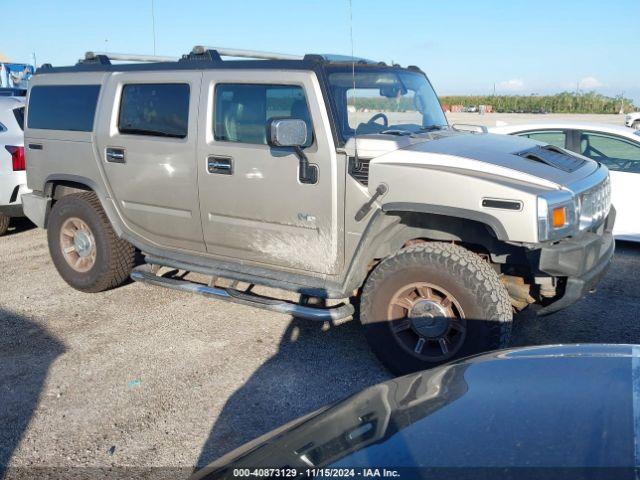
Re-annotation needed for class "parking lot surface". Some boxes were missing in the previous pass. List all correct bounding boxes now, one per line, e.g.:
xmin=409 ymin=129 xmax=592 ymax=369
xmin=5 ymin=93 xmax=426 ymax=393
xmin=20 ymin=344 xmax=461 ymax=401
xmin=1 ymin=110 xmax=638 ymax=472
xmin=3 ymin=220 xmax=639 ymax=472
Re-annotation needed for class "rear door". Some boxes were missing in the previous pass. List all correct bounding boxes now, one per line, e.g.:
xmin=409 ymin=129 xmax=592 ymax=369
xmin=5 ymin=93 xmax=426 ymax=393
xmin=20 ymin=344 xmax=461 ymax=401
xmin=195 ymin=70 xmax=343 ymax=274
xmin=96 ymin=71 xmax=205 ymax=252
xmin=574 ymin=130 xmax=640 ymax=240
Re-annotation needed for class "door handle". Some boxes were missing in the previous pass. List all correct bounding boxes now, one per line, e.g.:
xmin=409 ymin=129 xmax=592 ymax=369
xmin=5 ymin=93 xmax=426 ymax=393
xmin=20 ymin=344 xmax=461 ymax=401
xmin=207 ymin=155 xmax=233 ymax=175
xmin=106 ymin=147 xmax=126 ymax=163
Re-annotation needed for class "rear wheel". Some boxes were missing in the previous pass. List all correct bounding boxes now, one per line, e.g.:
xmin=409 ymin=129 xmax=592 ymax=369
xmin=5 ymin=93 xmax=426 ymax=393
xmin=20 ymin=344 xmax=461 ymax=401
xmin=360 ymin=242 xmax=513 ymax=375
xmin=0 ymin=213 xmax=9 ymax=236
xmin=47 ymin=192 xmax=135 ymax=292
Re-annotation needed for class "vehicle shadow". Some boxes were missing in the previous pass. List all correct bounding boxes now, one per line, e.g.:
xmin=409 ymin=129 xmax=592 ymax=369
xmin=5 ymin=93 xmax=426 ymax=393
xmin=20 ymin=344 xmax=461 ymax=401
xmin=3 ymin=217 xmax=35 ymax=237
xmin=195 ymin=316 xmax=390 ymax=468
xmin=0 ymin=308 xmax=66 ymax=474
xmin=195 ymin=240 xmax=640 ymax=469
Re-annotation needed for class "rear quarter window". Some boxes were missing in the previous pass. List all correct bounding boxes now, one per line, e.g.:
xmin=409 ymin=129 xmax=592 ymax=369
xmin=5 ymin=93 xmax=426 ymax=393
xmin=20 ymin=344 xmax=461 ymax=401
xmin=28 ymin=85 xmax=101 ymax=132
xmin=13 ymin=107 xmax=24 ymax=130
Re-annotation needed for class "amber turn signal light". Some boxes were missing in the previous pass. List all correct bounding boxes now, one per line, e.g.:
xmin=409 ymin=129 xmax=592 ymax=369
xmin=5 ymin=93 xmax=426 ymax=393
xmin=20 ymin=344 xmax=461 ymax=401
xmin=551 ymin=207 xmax=567 ymax=228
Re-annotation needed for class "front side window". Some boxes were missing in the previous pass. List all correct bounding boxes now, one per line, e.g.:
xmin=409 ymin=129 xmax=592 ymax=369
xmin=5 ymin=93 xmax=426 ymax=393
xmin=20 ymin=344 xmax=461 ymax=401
xmin=327 ymin=68 xmax=447 ymax=141
xmin=579 ymin=132 xmax=640 ymax=173
xmin=28 ymin=85 xmax=100 ymax=132
xmin=214 ymin=84 xmax=313 ymax=146
xmin=118 ymin=83 xmax=190 ymax=139
xmin=518 ymin=130 xmax=566 ymax=149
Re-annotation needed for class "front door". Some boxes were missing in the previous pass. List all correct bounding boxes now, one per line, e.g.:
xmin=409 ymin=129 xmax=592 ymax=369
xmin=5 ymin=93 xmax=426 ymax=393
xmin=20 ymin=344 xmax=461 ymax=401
xmin=196 ymin=70 xmax=343 ymax=274
xmin=96 ymin=71 xmax=205 ymax=252
xmin=576 ymin=130 xmax=640 ymax=239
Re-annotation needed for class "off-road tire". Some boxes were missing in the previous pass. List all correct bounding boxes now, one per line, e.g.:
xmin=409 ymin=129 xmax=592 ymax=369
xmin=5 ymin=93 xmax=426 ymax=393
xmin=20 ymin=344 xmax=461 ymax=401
xmin=633 ymin=120 xmax=640 ymax=130
xmin=360 ymin=242 xmax=513 ymax=375
xmin=47 ymin=192 xmax=135 ymax=292
xmin=0 ymin=213 xmax=9 ymax=236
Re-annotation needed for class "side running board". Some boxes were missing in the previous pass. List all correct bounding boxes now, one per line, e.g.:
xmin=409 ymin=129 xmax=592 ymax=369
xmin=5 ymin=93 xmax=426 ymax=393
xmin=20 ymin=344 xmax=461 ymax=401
xmin=130 ymin=264 xmax=355 ymax=321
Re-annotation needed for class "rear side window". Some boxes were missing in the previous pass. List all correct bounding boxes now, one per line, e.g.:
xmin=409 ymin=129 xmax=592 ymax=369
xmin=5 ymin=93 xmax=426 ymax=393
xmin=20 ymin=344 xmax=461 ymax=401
xmin=214 ymin=84 xmax=313 ymax=146
xmin=518 ymin=130 xmax=566 ymax=149
xmin=118 ymin=83 xmax=190 ymax=139
xmin=28 ymin=85 xmax=100 ymax=132
xmin=13 ymin=107 xmax=24 ymax=131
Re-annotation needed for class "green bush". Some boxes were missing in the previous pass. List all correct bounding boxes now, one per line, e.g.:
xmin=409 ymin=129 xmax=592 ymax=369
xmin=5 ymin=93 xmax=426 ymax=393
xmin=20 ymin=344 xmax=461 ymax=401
xmin=439 ymin=92 xmax=635 ymax=114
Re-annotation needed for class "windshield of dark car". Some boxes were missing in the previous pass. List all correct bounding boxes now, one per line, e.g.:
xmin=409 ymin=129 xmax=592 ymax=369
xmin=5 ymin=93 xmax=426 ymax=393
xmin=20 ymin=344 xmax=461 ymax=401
xmin=328 ymin=68 xmax=447 ymax=141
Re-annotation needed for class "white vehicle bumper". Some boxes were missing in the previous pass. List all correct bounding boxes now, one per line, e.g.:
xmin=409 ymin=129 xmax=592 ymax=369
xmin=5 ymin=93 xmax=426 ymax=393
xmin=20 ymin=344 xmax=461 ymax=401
xmin=0 ymin=171 xmax=31 ymax=216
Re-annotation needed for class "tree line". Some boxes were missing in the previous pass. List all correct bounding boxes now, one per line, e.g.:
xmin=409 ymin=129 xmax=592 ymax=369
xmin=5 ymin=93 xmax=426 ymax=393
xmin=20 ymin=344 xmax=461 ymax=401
xmin=349 ymin=91 xmax=636 ymax=114
xmin=440 ymin=91 xmax=635 ymax=114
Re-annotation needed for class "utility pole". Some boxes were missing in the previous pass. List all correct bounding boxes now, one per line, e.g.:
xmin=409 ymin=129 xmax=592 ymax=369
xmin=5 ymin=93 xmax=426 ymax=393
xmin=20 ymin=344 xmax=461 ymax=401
xmin=151 ymin=0 xmax=157 ymax=55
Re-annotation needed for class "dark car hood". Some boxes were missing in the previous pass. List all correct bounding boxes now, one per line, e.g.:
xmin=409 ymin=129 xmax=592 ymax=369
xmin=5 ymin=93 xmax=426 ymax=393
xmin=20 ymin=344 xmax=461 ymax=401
xmin=193 ymin=345 xmax=640 ymax=478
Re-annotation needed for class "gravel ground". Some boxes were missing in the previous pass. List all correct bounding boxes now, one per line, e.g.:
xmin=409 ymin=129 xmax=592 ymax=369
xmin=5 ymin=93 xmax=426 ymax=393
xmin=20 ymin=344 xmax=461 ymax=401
xmin=446 ymin=112 xmax=626 ymax=128
xmin=1 ymin=150 xmax=639 ymax=473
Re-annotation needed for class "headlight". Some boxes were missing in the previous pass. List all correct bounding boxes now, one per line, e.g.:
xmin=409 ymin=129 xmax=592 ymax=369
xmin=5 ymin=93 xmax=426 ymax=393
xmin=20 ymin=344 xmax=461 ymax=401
xmin=537 ymin=191 xmax=578 ymax=242
xmin=537 ymin=174 xmax=611 ymax=242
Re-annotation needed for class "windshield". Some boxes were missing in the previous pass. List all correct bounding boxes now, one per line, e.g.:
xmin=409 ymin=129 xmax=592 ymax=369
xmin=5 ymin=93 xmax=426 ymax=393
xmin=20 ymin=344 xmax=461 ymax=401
xmin=328 ymin=68 xmax=447 ymax=141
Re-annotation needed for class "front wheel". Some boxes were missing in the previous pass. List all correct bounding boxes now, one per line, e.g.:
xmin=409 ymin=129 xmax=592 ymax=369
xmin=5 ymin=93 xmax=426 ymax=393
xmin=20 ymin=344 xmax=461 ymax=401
xmin=360 ymin=242 xmax=513 ymax=375
xmin=47 ymin=192 xmax=135 ymax=293
xmin=633 ymin=120 xmax=640 ymax=130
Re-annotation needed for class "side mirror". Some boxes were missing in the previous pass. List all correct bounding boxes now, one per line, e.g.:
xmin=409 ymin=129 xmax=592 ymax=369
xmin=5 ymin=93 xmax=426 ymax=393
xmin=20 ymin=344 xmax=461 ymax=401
xmin=268 ymin=118 xmax=308 ymax=147
xmin=268 ymin=118 xmax=316 ymax=184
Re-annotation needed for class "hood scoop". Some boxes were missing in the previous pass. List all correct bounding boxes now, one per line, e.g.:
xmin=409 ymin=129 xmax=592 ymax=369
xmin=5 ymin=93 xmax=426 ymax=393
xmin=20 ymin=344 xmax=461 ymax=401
xmin=516 ymin=145 xmax=586 ymax=173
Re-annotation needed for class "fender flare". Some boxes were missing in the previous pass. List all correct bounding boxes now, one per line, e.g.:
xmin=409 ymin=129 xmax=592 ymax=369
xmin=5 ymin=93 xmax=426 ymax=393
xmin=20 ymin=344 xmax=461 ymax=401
xmin=337 ymin=204 xmax=509 ymax=294
xmin=381 ymin=202 xmax=509 ymax=241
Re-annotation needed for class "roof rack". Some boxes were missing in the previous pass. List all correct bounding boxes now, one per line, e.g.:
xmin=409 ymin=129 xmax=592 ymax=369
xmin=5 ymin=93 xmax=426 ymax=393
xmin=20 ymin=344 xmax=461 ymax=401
xmin=84 ymin=51 xmax=179 ymax=63
xmin=191 ymin=46 xmax=303 ymax=61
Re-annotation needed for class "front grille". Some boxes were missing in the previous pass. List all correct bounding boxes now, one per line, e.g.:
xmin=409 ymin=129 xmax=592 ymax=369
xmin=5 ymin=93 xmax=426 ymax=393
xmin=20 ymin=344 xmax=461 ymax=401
xmin=349 ymin=157 xmax=371 ymax=186
xmin=579 ymin=175 xmax=611 ymax=231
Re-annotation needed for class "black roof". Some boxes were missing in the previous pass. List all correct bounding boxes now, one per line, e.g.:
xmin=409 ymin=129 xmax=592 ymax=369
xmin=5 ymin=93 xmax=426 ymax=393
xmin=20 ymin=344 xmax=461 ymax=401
xmin=35 ymin=48 xmax=422 ymax=75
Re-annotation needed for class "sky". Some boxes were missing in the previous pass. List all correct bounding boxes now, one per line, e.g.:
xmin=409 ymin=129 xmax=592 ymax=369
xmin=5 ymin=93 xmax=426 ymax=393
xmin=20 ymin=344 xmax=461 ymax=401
xmin=4 ymin=0 xmax=639 ymax=103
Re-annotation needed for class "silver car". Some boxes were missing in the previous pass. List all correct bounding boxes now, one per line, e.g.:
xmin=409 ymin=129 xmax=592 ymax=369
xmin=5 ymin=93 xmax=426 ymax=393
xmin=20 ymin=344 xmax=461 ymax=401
xmin=21 ymin=47 xmax=614 ymax=373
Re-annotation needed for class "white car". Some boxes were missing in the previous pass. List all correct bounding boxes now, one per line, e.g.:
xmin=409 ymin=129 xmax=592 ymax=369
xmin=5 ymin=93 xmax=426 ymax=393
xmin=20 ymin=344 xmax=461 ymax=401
xmin=626 ymin=112 xmax=640 ymax=129
xmin=491 ymin=122 xmax=640 ymax=242
xmin=0 ymin=96 xmax=27 ymax=236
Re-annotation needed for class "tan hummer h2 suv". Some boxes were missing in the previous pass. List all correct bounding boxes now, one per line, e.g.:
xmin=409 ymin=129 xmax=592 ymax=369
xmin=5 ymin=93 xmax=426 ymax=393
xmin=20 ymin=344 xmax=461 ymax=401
xmin=22 ymin=47 xmax=615 ymax=374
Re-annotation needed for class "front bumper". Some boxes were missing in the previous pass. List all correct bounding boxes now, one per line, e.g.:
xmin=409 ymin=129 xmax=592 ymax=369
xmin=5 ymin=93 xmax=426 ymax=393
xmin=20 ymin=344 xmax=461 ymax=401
xmin=536 ymin=207 xmax=616 ymax=315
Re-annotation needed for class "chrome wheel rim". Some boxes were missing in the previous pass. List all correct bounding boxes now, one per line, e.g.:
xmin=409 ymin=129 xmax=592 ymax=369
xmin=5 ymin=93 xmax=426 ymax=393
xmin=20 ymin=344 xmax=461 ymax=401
xmin=59 ymin=217 xmax=97 ymax=273
xmin=387 ymin=282 xmax=466 ymax=361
